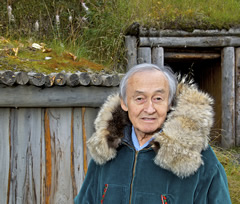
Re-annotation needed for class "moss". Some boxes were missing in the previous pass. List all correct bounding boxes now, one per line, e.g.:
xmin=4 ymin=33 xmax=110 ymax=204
xmin=0 ymin=37 xmax=105 ymax=74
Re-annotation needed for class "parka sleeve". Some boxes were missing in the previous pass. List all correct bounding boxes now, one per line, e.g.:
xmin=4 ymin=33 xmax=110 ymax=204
xmin=206 ymin=163 xmax=231 ymax=204
xmin=194 ymin=162 xmax=231 ymax=204
xmin=74 ymin=159 xmax=99 ymax=204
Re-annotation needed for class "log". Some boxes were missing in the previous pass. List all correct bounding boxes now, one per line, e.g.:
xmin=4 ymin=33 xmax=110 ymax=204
xmin=78 ymin=72 xmax=91 ymax=86
xmin=89 ymin=73 xmax=102 ymax=86
xmin=164 ymin=52 xmax=220 ymax=60
xmin=111 ymin=74 xmax=120 ymax=87
xmin=45 ymin=75 xmax=55 ymax=87
xmin=0 ymin=85 xmax=118 ymax=107
xmin=54 ymin=73 xmax=67 ymax=86
xmin=139 ymin=36 xmax=240 ymax=48
xmin=101 ymin=75 xmax=113 ymax=87
xmin=15 ymin=72 xmax=29 ymax=85
xmin=152 ymin=47 xmax=164 ymax=67
xmin=125 ymin=36 xmax=137 ymax=70
xmin=221 ymin=47 xmax=235 ymax=148
xmin=137 ymin=47 xmax=151 ymax=64
xmin=139 ymin=26 xmax=149 ymax=37
xmin=66 ymin=73 xmax=79 ymax=87
xmin=236 ymin=48 xmax=240 ymax=146
xmin=28 ymin=73 xmax=45 ymax=86
xmin=0 ymin=70 xmax=16 ymax=86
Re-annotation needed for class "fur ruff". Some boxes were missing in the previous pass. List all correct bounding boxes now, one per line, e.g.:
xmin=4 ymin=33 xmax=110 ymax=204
xmin=87 ymin=80 xmax=214 ymax=178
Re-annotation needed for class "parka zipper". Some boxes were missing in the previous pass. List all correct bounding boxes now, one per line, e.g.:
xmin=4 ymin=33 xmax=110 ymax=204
xmin=129 ymin=150 xmax=139 ymax=204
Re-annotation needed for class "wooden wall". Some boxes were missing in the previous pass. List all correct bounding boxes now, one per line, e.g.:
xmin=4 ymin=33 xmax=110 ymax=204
xmin=0 ymin=107 xmax=99 ymax=204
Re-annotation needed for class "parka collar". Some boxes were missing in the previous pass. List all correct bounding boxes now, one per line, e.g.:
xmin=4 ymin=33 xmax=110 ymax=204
xmin=87 ymin=79 xmax=214 ymax=178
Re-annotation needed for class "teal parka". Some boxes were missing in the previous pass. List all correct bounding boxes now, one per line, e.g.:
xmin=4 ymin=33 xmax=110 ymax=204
xmin=74 ymin=80 xmax=231 ymax=204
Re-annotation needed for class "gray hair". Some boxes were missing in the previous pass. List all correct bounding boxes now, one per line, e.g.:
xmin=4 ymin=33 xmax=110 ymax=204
xmin=120 ymin=63 xmax=177 ymax=106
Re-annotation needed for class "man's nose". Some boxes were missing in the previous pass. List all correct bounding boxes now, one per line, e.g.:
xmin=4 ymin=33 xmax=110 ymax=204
xmin=144 ymin=100 xmax=156 ymax=114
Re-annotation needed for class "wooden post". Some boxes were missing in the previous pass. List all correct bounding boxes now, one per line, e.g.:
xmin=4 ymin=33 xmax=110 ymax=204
xmin=221 ymin=47 xmax=235 ymax=147
xmin=236 ymin=48 xmax=240 ymax=146
xmin=125 ymin=36 xmax=137 ymax=70
xmin=152 ymin=47 xmax=164 ymax=67
xmin=137 ymin=47 xmax=151 ymax=64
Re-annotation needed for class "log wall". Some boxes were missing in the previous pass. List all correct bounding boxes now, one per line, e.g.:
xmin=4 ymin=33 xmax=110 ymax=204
xmin=0 ymin=107 xmax=99 ymax=204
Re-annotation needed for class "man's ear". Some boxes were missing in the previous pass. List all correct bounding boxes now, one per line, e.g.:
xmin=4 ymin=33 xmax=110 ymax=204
xmin=120 ymin=98 xmax=128 ymax=112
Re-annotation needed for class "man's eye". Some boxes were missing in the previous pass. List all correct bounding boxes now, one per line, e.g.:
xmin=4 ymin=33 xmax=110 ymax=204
xmin=136 ymin=97 xmax=143 ymax=101
xmin=154 ymin=97 xmax=162 ymax=101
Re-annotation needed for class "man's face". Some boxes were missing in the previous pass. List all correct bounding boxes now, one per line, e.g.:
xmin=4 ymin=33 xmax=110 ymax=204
xmin=121 ymin=70 xmax=169 ymax=138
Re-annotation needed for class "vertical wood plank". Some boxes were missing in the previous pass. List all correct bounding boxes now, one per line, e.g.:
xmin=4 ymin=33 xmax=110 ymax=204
xmin=9 ymin=108 xmax=42 ymax=204
xmin=0 ymin=108 xmax=10 ymax=204
xmin=72 ymin=108 xmax=84 ymax=197
xmin=137 ymin=47 xmax=151 ymax=64
xmin=152 ymin=47 xmax=164 ymax=67
xmin=125 ymin=36 xmax=137 ymax=70
xmin=221 ymin=47 xmax=235 ymax=147
xmin=47 ymin=108 xmax=73 ymax=203
xmin=236 ymin=48 xmax=240 ymax=146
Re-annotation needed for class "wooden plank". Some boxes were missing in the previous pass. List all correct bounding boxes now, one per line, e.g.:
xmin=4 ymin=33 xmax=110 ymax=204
xmin=236 ymin=48 xmax=240 ymax=146
xmin=221 ymin=47 xmax=235 ymax=147
xmin=82 ymin=108 xmax=99 ymax=164
xmin=139 ymin=36 xmax=240 ymax=48
xmin=137 ymin=47 xmax=151 ymax=64
xmin=72 ymin=108 xmax=85 ymax=197
xmin=164 ymin=52 xmax=220 ymax=60
xmin=125 ymin=36 xmax=137 ymax=70
xmin=47 ymin=108 xmax=73 ymax=203
xmin=152 ymin=47 xmax=164 ymax=67
xmin=9 ymin=108 xmax=42 ymax=203
xmin=0 ymin=85 xmax=118 ymax=108
xmin=0 ymin=108 xmax=10 ymax=204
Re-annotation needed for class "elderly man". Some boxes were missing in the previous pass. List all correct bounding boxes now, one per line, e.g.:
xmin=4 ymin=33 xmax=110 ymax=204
xmin=74 ymin=63 xmax=231 ymax=204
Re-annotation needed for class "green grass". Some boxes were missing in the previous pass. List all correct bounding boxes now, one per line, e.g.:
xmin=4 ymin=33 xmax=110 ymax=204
xmin=213 ymin=146 xmax=240 ymax=204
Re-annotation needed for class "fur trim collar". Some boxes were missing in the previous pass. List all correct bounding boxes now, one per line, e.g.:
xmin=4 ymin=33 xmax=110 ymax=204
xmin=87 ymin=80 xmax=214 ymax=178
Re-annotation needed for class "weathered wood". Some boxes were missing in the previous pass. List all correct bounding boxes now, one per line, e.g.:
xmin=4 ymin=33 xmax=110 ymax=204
xmin=28 ymin=73 xmax=46 ymax=86
xmin=0 ymin=85 xmax=118 ymax=107
xmin=66 ymin=73 xmax=79 ymax=87
xmin=221 ymin=47 xmax=235 ymax=147
xmin=0 ymin=108 xmax=10 ymax=204
xmin=9 ymin=108 xmax=42 ymax=204
xmin=164 ymin=52 xmax=220 ymax=60
xmin=152 ymin=47 xmax=164 ymax=67
xmin=78 ymin=72 xmax=91 ymax=86
xmin=82 ymin=108 xmax=100 ymax=164
xmin=236 ymin=48 xmax=240 ymax=146
xmin=137 ymin=47 xmax=151 ymax=64
xmin=139 ymin=36 xmax=240 ymax=48
xmin=45 ymin=75 xmax=55 ymax=87
xmin=125 ymin=36 xmax=137 ymax=70
xmin=72 ymin=108 xmax=85 ymax=197
xmin=0 ymin=70 xmax=16 ymax=86
xmin=47 ymin=108 xmax=73 ymax=203
xmin=111 ymin=74 xmax=120 ymax=86
xmin=90 ymin=73 xmax=102 ymax=86
xmin=54 ymin=73 xmax=67 ymax=86
xmin=102 ymin=75 xmax=113 ymax=87
xmin=139 ymin=28 xmax=240 ymax=37
xmin=15 ymin=71 xmax=29 ymax=85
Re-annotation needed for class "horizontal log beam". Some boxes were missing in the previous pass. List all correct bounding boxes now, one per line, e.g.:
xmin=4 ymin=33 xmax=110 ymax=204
xmin=164 ymin=52 xmax=220 ymax=60
xmin=0 ymin=85 xmax=118 ymax=108
xmin=139 ymin=37 xmax=240 ymax=48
